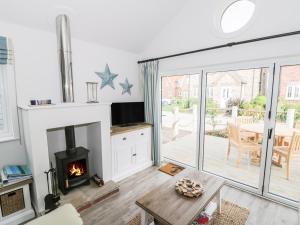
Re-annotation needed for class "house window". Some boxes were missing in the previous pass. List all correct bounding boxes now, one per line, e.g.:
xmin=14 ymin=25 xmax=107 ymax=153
xmin=295 ymin=86 xmax=299 ymax=98
xmin=207 ymin=87 xmax=213 ymax=98
xmin=0 ymin=65 xmax=16 ymax=140
xmin=0 ymin=37 xmax=18 ymax=141
xmin=182 ymin=91 xmax=189 ymax=98
xmin=221 ymin=87 xmax=231 ymax=99
xmin=286 ymin=84 xmax=300 ymax=100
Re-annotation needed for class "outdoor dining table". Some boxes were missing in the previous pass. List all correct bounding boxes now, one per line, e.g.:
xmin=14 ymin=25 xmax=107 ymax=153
xmin=240 ymin=122 xmax=300 ymax=166
xmin=240 ymin=122 xmax=300 ymax=143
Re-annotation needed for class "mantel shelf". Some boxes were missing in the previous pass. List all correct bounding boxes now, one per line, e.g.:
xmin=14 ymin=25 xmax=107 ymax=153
xmin=18 ymin=102 xmax=111 ymax=111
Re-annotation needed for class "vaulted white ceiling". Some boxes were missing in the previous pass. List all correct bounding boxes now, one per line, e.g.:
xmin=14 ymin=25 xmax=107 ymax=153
xmin=0 ymin=0 xmax=188 ymax=53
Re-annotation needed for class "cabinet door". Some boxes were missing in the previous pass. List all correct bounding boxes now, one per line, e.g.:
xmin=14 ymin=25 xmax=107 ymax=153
xmin=115 ymin=144 xmax=134 ymax=174
xmin=135 ymin=129 xmax=150 ymax=164
xmin=135 ymin=141 xmax=148 ymax=164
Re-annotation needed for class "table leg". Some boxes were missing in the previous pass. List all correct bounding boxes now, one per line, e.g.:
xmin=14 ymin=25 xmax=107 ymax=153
xmin=216 ymin=189 xmax=222 ymax=214
xmin=255 ymin=133 xmax=259 ymax=143
xmin=141 ymin=210 xmax=155 ymax=225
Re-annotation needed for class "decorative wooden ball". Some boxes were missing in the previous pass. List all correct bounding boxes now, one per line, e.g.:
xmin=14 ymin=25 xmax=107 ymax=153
xmin=175 ymin=177 xmax=204 ymax=198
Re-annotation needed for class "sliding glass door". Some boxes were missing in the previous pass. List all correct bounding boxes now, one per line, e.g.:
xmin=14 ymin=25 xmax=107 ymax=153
xmin=264 ymin=62 xmax=300 ymax=205
xmin=161 ymin=74 xmax=200 ymax=167
xmin=200 ymin=65 xmax=272 ymax=190
xmin=159 ymin=59 xmax=300 ymax=206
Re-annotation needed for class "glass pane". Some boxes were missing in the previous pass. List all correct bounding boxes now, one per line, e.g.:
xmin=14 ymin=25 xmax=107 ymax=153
xmin=269 ymin=64 xmax=300 ymax=201
xmin=203 ymin=67 xmax=270 ymax=188
xmin=161 ymin=74 xmax=200 ymax=167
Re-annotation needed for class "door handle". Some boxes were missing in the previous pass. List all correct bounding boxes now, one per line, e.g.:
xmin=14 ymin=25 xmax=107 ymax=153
xmin=140 ymin=133 xmax=144 ymax=136
xmin=268 ymin=129 xmax=273 ymax=139
xmin=132 ymin=153 xmax=137 ymax=157
xmin=122 ymin=137 xmax=127 ymax=141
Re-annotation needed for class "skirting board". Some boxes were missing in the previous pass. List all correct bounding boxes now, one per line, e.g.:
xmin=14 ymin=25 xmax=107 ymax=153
xmin=112 ymin=161 xmax=153 ymax=182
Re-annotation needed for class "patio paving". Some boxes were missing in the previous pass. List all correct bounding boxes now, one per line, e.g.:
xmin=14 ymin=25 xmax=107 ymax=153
xmin=161 ymin=130 xmax=300 ymax=202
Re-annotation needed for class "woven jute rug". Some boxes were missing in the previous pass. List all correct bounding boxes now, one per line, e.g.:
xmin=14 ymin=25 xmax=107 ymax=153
xmin=158 ymin=163 xmax=184 ymax=176
xmin=125 ymin=200 xmax=249 ymax=225
xmin=212 ymin=200 xmax=249 ymax=225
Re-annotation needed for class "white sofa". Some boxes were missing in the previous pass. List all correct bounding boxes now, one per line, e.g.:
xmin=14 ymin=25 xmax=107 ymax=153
xmin=26 ymin=204 xmax=83 ymax=225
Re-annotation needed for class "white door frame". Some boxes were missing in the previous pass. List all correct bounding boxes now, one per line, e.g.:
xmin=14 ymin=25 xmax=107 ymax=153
xmin=199 ymin=60 xmax=275 ymax=195
xmin=158 ymin=56 xmax=300 ymax=208
xmin=159 ymin=72 xmax=202 ymax=168
xmin=262 ymin=57 xmax=300 ymax=208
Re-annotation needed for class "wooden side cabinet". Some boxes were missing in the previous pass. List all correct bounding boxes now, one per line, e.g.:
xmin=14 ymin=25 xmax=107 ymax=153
xmin=111 ymin=125 xmax=152 ymax=181
xmin=0 ymin=179 xmax=35 ymax=225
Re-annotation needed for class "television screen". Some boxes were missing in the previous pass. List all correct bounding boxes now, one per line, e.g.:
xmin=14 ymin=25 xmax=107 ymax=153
xmin=111 ymin=102 xmax=145 ymax=126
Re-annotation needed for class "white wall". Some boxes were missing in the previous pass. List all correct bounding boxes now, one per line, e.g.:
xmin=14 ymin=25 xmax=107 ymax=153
xmin=141 ymin=0 xmax=300 ymax=73
xmin=0 ymin=20 xmax=142 ymax=168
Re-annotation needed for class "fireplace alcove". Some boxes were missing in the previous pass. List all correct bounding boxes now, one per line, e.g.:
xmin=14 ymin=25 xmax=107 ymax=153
xmin=19 ymin=103 xmax=112 ymax=213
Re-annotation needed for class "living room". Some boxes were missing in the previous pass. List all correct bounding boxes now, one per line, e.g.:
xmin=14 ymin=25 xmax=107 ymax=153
xmin=0 ymin=0 xmax=299 ymax=225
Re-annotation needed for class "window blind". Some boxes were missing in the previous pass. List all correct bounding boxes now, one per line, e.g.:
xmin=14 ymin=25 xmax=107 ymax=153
xmin=0 ymin=36 xmax=13 ymax=65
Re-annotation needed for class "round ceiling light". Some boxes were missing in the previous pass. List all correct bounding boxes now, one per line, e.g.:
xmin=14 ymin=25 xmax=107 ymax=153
xmin=221 ymin=0 xmax=255 ymax=34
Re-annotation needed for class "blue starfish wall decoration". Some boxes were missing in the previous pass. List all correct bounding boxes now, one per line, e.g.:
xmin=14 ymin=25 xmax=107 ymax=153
xmin=119 ymin=78 xmax=133 ymax=95
xmin=95 ymin=64 xmax=118 ymax=89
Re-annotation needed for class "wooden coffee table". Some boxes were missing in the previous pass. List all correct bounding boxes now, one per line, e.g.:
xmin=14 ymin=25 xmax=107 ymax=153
xmin=136 ymin=169 xmax=224 ymax=225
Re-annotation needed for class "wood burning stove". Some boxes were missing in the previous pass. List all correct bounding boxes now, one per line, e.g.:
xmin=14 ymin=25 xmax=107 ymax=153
xmin=55 ymin=147 xmax=90 ymax=194
xmin=54 ymin=16 xmax=90 ymax=195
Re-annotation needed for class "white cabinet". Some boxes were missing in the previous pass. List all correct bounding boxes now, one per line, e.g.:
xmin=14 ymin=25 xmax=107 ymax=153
xmin=0 ymin=182 xmax=34 ymax=225
xmin=111 ymin=127 xmax=152 ymax=181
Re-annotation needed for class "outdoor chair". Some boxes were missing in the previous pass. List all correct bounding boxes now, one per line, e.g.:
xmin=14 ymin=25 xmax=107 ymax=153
xmin=236 ymin=116 xmax=254 ymax=124
xmin=273 ymin=132 xmax=300 ymax=179
xmin=236 ymin=116 xmax=257 ymax=141
xmin=227 ymin=122 xmax=261 ymax=167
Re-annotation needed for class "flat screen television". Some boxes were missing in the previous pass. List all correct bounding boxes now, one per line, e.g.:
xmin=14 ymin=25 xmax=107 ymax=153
xmin=111 ymin=102 xmax=145 ymax=126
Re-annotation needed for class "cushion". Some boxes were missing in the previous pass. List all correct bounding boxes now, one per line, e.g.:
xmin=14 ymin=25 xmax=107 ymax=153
xmin=26 ymin=204 xmax=83 ymax=225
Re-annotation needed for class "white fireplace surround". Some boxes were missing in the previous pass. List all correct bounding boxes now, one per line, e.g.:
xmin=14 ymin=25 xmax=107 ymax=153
xmin=18 ymin=103 xmax=112 ymax=213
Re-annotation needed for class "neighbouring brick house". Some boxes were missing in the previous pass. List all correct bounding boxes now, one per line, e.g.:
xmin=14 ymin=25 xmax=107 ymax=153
xmin=206 ymin=68 xmax=269 ymax=108
xmin=278 ymin=65 xmax=300 ymax=103
xmin=161 ymin=66 xmax=300 ymax=107
xmin=161 ymin=75 xmax=199 ymax=100
xmin=161 ymin=70 xmax=269 ymax=108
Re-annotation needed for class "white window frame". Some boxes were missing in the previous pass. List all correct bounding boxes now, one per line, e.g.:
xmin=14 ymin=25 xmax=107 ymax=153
xmin=0 ymin=64 xmax=19 ymax=142
xmin=285 ymin=83 xmax=300 ymax=100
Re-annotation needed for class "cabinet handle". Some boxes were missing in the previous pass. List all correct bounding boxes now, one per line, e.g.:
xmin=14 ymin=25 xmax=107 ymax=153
xmin=140 ymin=133 xmax=144 ymax=136
xmin=132 ymin=153 xmax=137 ymax=156
xmin=122 ymin=137 xmax=127 ymax=141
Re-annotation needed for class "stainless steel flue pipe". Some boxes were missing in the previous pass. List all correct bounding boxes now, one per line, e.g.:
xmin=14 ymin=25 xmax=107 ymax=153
xmin=56 ymin=14 xmax=74 ymax=103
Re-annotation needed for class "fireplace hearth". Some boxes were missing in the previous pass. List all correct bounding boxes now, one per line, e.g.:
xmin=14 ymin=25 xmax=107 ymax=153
xmin=55 ymin=147 xmax=90 ymax=195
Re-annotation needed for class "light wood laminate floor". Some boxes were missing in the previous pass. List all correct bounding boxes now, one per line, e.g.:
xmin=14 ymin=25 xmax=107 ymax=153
xmin=81 ymin=167 xmax=298 ymax=225
xmin=162 ymin=134 xmax=300 ymax=201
